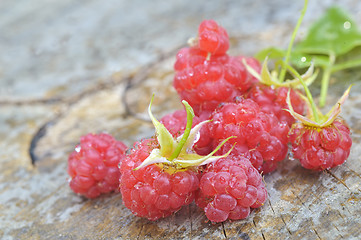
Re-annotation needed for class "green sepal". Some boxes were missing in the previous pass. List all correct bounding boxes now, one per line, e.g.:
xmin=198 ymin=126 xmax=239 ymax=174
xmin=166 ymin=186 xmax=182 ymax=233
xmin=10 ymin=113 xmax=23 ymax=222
xmin=134 ymin=149 xmax=171 ymax=170
xmin=148 ymin=95 xmax=176 ymax=158
xmin=285 ymin=85 xmax=351 ymax=128
xmin=173 ymin=137 xmax=235 ymax=168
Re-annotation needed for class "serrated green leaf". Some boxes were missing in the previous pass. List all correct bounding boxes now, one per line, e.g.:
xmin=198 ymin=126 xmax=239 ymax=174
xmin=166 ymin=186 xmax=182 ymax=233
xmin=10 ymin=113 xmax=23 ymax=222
xmin=295 ymin=7 xmax=361 ymax=56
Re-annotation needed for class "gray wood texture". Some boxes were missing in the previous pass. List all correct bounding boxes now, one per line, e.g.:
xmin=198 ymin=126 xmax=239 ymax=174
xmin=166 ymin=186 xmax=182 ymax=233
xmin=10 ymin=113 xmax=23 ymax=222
xmin=1 ymin=0 xmax=361 ymax=239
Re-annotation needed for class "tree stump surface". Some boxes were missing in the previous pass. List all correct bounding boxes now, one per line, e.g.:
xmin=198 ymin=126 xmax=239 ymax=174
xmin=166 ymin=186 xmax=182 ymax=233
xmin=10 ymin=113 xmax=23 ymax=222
xmin=1 ymin=1 xmax=361 ymax=239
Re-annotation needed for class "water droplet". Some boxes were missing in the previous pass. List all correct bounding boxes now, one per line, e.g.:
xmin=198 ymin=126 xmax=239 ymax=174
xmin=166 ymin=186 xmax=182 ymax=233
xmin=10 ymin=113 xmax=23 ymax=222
xmin=301 ymin=57 xmax=307 ymax=62
xmin=343 ymin=21 xmax=351 ymax=30
xmin=75 ymin=146 xmax=81 ymax=152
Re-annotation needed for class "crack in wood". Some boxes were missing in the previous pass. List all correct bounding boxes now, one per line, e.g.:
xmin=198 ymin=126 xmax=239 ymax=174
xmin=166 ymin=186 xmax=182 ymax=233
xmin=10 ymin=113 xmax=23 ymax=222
xmin=188 ymin=205 xmax=193 ymax=239
xmin=0 ymin=97 xmax=63 ymax=106
xmin=268 ymin=198 xmax=293 ymax=236
xmin=136 ymin=224 xmax=143 ymax=240
xmin=29 ymin=116 xmax=61 ymax=165
xmin=289 ymin=184 xmax=314 ymax=214
xmin=121 ymin=48 xmax=180 ymax=122
xmin=325 ymin=170 xmax=351 ymax=191
xmin=313 ymin=228 xmax=322 ymax=240
xmin=279 ymin=214 xmax=292 ymax=236
xmin=345 ymin=165 xmax=361 ymax=180
xmin=221 ymin=222 xmax=227 ymax=239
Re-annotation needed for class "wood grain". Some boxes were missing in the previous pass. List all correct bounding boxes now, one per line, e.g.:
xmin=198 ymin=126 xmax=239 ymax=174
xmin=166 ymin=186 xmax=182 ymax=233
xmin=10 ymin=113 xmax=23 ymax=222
xmin=1 ymin=1 xmax=361 ymax=239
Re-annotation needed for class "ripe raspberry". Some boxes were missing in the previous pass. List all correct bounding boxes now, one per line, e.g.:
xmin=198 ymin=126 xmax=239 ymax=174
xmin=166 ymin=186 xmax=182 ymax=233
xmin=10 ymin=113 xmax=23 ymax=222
xmin=289 ymin=118 xmax=352 ymax=170
xmin=173 ymin=20 xmax=261 ymax=116
xmin=174 ymin=51 xmax=260 ymax=116
xmin=119 ymin=138 xmax=199 ymax=220
xmin=68 ymin=133 xmax=128 ymax=198
xmin=197 ymin=19 xmax=229 ymax=55
xmin=247 ymin=83 xmax=305 ymax=126
xmin=287 ymin=86 xmax=352 ymax=171
xmin=119 ymin=98 xmax=231 ymax=220
xmin=195 ymin=155 xmax=267 ymax=223
xmin=204 ymin=98 xmax=289 ymax=174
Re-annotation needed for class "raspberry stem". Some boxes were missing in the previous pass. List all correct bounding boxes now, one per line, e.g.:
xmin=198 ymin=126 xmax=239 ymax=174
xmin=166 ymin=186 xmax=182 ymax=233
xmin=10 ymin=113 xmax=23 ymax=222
xmin=282 ymin=61 xmax=319 ymax=122
xmin=279 ymin=0 xmax=308 ymax=82
xmin=319 ymin=54 xmax=335 ymax=107
xmin=169 ymin=100 xmax=194 ymax=160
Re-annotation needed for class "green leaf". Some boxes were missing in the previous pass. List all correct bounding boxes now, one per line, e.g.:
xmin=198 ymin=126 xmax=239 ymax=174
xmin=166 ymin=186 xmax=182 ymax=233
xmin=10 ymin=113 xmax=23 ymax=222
xmin=255 ymin=47 xmax=330 ymax=69
xmin=295 ymin=7 xmax=361 ymax=56
xmin=255 ymin=47 xmax=286 ymax=62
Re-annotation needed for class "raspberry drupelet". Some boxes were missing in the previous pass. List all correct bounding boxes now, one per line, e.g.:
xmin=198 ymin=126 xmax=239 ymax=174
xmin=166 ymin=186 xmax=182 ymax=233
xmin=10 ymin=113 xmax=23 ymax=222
xmin=68 ymin=133 xmax=128 ymax=198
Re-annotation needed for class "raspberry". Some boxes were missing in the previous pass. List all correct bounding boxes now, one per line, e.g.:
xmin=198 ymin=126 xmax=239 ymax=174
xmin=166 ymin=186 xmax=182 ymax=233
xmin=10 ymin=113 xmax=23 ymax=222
xmin=204 ymin=98 xmax=289 ymax=173
xmin=119 ymin=138 xmax=199 ymax=220
xmin=247 ymin=84 xmax=305 ymax=126
xmin=198 ymin=20 xmax=229 ymax=55
xmin=173 ymin=20 xmax=261 ymax=116
xmin=287 ymin=86 xmax=352 ymax=171
xmin=68 ymin=133 xmax=128 ymax=198
xmin=119 ymin=98 xmax=231 ymax=220
xmin=174 ymin=52 xmax=260 ymax=116
xmin=289 ymin=118 xmax=352 ymax=170
xmin=195 ymin=155 xmax=267 ymax=223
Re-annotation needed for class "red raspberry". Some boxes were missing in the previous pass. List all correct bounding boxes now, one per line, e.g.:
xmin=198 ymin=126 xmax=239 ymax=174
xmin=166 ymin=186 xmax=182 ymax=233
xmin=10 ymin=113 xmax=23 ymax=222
xmin=247 ymin=84 xmax=305 ymax=126
xmin=289 ymin=118 xmax=352 ymax=170
xmin=204 ymin=98 xmax=289 ymax=174
xmin=174 ymin=50 xmax=260 ymax=116
xmin=195 ymin=155 xmax=267 ymax=223
xmin=119 ymin=138 xmax=199 ymax=221
xmin=198 ymin=19 xmax=229 ymax=55
xmin=173 ymin=19 xmax=261 ymax=116
xmin=119 ymin=97 xmax=229 ymax=221
xmin=68 ymin=133 xmax=128 ymax=198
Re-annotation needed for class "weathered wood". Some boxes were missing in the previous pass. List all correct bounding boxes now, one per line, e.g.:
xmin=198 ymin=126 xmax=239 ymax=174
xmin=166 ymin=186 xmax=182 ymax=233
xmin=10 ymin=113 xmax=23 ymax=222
xmin=1 ymin=1 xmax=361 ymax=239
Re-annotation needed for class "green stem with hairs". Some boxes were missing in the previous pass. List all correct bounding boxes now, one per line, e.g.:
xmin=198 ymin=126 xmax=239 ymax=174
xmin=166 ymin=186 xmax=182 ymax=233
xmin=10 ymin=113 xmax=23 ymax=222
xmin=319 ymin=54 xmax=335 ymax=107
xmin=169 ymin=100 xmax=194 ymax=161
xmin=281 ymin=61 xmax=320 ymax=123
xmin=279 ymin=0 xmax=308 ymax=82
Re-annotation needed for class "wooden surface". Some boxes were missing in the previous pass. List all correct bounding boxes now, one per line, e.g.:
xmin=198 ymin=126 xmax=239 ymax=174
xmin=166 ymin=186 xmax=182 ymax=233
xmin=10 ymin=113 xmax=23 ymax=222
xmin=1 ymin=0 xmax=361 ymax=239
